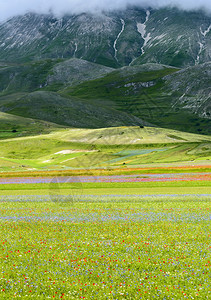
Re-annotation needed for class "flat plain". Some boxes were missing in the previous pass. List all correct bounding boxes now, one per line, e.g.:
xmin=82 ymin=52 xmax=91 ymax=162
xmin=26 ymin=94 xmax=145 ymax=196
xmin=0 ymin=196 xmax=210 ymax=299
xmin=0 ymin=126 xmax=210 ymax=299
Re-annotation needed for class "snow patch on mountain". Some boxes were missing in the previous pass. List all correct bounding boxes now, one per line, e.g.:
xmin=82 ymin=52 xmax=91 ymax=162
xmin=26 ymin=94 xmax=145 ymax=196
xmin=113 ymin=18 xmax=125 ymax=61
xmin=74 ymin=43 xmax=78 ymax=57
xmin=196 ymin=42 xmax=204 ymax=64
xmin=137 ymin=10 xmax=151 ymax=55
xmin=0 ymin=9 xmax=210 ymax=68
xmin=195 ymin=24 xmax=211 ymax=64
xmin=200 ymin=25 xmax=211 ymax=37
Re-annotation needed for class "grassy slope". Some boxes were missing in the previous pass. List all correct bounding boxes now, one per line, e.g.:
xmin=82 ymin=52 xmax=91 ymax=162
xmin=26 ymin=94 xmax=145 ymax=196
xmin=0 ymin=61 xmax=210 ymax=135
xmin=52 ymin=126 xmax=211 ymax=144
xmin=0 ymin=58 xmax=113 ymax=95
xmin=0 ymin=126 xmax=210 ymax=172
xmin=0 ymin=111 xmax=64 ymax=139
xmin=62 ymin=64 xmax=211 ymax=135
xmin=1 ymin=91 xmax=146 ymax=129
xmin=0 ymin=59 xmax=148 ymax=129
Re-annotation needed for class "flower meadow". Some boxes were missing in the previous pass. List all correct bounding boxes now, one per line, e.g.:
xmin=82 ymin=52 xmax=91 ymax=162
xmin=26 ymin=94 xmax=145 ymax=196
xmin=0 ymin=173 xmax=210 ymax=185
xmin=0 ymin=196 xmax=210 ymax=299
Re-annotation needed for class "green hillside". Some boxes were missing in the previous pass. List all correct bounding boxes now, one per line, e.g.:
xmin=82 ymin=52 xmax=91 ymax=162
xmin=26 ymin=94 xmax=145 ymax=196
xmin=0 ymin=91 xmax=146 ymax=129
xmin=0 ymin=58 xmax=114 ymax=95
xmin=0 ymin=111 xmax=63 ymax=139
xmin=0 ymin=60 xmax=210 ymax=135
xmin=0 ymin=126 xmax=210 ymax=172
xmin=62 ymin=64 xmax=211 ymax=135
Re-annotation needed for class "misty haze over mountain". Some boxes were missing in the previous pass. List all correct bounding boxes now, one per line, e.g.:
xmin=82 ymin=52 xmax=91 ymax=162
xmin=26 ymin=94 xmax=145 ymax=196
xmin=0 ymin=0 xmax=211 ymax=21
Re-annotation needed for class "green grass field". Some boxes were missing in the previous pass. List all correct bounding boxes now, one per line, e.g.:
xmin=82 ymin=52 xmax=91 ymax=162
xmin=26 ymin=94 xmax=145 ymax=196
xmin=0 ymin=196 xmax=210 ymax=299
xmin=0 ymin=180 xmax=210 ymax=191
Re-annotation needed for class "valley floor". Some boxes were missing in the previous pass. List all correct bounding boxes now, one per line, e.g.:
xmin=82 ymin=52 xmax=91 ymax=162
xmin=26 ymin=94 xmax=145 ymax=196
xmin=0 ymin=126 xmax=210 ymax=299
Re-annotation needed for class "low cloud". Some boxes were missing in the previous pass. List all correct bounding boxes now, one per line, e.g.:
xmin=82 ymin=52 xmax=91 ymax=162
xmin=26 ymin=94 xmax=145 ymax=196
xmin=0 ymin=0 xmax=210 ymax=21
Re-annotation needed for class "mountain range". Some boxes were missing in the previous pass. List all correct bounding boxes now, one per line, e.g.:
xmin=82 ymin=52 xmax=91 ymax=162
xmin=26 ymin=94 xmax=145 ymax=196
xmin=0 ymin=7 xmax=210 ymax=137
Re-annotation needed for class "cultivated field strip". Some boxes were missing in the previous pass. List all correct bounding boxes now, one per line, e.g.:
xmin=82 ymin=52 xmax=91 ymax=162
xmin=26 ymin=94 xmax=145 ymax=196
xmin=0 ymin=198 xmax=210 ymax=299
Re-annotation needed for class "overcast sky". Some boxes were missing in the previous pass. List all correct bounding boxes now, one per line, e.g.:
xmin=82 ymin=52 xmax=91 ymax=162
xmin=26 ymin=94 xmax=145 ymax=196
xmin=0 ymin=0 xmax=210 ymax=21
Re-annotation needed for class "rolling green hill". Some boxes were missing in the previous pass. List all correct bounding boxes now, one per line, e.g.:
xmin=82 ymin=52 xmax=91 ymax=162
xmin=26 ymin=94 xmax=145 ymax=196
xmin=0 ymin=60 xmax=210 ymax=135
xmin=0 ymin=126 xmax=210 ymax=172
xmin=0 ymin=58 xmax=114 ymax=95
xmin=0 ymin=91 xmax=147 ymax=129
xmin=62 ymin=63 xmax=211 ymax=135
xmin=0 ymin=111 xmax=63 ymax=139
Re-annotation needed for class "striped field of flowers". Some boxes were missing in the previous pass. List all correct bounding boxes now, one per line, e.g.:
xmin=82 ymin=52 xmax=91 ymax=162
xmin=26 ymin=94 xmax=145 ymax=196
xmin=0 ymin=195 xmax=210 ymax=299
